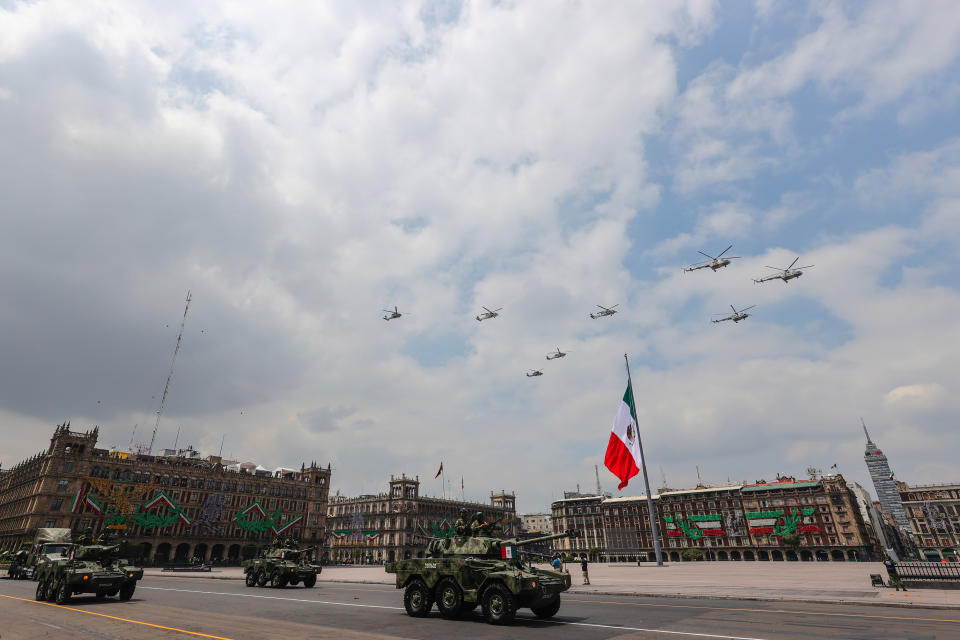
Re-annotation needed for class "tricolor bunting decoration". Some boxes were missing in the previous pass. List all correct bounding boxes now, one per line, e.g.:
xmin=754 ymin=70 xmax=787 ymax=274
xmin=272 ymin=514 xmax=303 ymax=535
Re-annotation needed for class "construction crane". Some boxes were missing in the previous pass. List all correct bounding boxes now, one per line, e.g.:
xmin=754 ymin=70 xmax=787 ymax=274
xmin=146 ymin=291 xmax=191 ymax=456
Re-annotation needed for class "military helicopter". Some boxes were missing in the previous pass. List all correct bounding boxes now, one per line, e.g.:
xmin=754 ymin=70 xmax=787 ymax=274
xmin=711 ymin=304 xmax=755 ymax=323
xmin=382 ymin=306 xmax=403 ymax=321
xmin=475 ymin=306 xmax=502 ymax=321
xmin=545 ymin=347 xmax=568 ymax=360
xmin=684 ymin=245 xmax=740 ymax=272
xmin=590 ymin=304 xmax=618 ymax=319
xmin=754 ymin=257 xmax=814 ymax=284
xmin=526 ymin=369 xmax=544 ymax=377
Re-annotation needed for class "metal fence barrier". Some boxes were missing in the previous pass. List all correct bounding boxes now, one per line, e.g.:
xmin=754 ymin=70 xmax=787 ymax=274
xmin=895 ymin=562 xmax=960 ymax=582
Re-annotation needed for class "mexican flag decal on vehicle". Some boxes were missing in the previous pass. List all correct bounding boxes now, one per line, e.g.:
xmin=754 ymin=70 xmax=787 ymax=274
xmin=500 ymin=545 xmax=514 ymax=559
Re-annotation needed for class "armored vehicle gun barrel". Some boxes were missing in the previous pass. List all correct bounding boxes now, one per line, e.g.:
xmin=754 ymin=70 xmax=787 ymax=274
xmin=505 ymin=530 xmax=582 ymax=548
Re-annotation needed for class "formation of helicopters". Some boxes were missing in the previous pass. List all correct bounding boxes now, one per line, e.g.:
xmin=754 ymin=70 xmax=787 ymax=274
xmin=382 ymin=245 xmax=813 ymax=374
xmin=683 ymin=246 xmax=814 ymax=325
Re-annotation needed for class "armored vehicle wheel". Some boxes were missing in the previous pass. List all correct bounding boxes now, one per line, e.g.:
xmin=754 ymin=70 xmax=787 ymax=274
xmin=245 ymin=570 xmax=257 ymax=587
xmin=435 ymin=577 xmax=464 ymax=619
xmin=35 ymin=578 xmax=48 ymax=602
xmin=269 ymin=571 xmax=288 ymax=588
xmin=481 ymin=583 xmax=516 ymax=625
xmin=119 ymin=582 xmax=136 ymax=601
xmin=403 ymin=578 xmax=433 ymax=617
xmin=95 ymin=588 xmax=107 ymax=600
xmin=54 ymin=579 xmax=71 ymax=605
xmin=530 ymin=594 xmax=561 ymax=619
xmin=255 ymin=569 xmax=267 ymax=587
xmin=302 ymin=573 xmax=317 ymax=588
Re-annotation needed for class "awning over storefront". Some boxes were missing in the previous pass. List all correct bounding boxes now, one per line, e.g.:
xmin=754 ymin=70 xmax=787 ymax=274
xmin=923 ymin=550 xmax=942 ymax=557
xmin=942 ymin=549 xmax=956 ymax=556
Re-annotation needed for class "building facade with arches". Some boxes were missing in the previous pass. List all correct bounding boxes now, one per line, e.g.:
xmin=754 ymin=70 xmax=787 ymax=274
xmin=0 ymin=423 xmax=331 ymax=564
xmin=325 ymin=474 xmax=518 ymax=564
xmin=553 ymin=475 xmax=875 ymax=563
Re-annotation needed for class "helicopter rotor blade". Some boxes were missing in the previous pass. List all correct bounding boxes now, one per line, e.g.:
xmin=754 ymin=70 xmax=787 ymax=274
xmin=697 ymin=250 xmax=715 ymax=259
xmin=741 ymin=305 xmax=756 ymax=311
xmin=717 ymin=245 xmax=733 ymax=258
xmin=764 ymin=265 xmax=784 ymax=271
xmin=730 ymin=305 xmax=737 ymax=313
xmin=796 ymin=264 xmax=814 ymax=270
xmin=788 ymin=256 xmax=799 ymax=270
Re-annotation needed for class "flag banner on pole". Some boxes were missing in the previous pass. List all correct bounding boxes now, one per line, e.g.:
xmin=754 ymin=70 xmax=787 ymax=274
xmin=70 ymin=486 xmax=87 ymax=514
xmin=434 ymin=462 xmax=443 ymax=479
xmin=500 ymin=545 xmax=513 ymax=559
xmin=604 ymin=382 xmax=642 ymax=490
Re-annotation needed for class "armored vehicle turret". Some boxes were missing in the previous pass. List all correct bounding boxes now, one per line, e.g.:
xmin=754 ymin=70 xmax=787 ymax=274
xmin=7 ymin=528 xmax=71 ymax=580
xmin=34 ymin=540 xmax=143 ymax=604
xmin=386 ymin=529 xmax=582 ymax=625
xmin=243 ymin=541 xmax=321 ymax=588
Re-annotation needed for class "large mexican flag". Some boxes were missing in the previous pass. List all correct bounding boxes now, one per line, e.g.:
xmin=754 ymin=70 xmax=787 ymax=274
xmin=604 ymin=383 xmax=643 ymax=490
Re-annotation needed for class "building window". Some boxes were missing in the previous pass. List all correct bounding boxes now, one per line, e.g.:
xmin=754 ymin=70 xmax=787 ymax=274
xmin=50 ymin=498 xmax=64 ymax=511
xmin=63 ymin=461 xmax=74 ymax=473
xmin=56 ymin=480 xmax=69 ymax=493
xmin=45 ymin=519 xmax=57 ymax=528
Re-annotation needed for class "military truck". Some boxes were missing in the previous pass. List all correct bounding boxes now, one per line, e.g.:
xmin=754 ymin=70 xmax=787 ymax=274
xmin=243 ymin=542 xmax=321 ymax=588
xmin=7 ymin=528 xmax=72 ymax=580
xmin=385 ymin=529 xmax=581 ymax=625
xmin=34 ymin=540 xmax=143 ymax=604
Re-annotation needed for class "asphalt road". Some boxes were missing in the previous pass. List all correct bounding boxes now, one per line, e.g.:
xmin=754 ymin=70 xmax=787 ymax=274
xmin=1 ymin=577 xmax=958 ymax=640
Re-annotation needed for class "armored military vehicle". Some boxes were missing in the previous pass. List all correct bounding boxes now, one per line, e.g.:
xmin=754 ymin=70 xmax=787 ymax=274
xmin=385 ymin=529 xmax=581 ymax=625
xmin=7 ymin=528 xmax=71 ymax=580
xmin=34 ymin=540 xmax=143 ymax=604
xmin=243 ymin=542 xmax=321 ymax=588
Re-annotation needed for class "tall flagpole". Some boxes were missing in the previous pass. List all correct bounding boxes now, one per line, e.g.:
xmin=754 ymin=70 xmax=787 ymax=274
xmin=625 ymin=353 xmax=663 ymax=566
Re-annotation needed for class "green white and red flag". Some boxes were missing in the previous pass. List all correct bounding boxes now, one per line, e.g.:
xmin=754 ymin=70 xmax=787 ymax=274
xmin=604 ymin=383 xmax=642 ymax=490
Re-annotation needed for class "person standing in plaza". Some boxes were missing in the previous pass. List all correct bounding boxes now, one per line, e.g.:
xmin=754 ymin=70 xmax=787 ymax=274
xmin=552 ymin=552 xmax=562 ymax=572
xmin=883 ymin=557 xmax=906 ymax=591
xmin=580 ymin=553 xmax=590 ymax=585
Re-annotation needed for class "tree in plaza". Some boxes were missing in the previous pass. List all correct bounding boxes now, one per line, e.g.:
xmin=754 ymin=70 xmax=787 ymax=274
xmin=681 ymin=548 xmax=704 ymax=561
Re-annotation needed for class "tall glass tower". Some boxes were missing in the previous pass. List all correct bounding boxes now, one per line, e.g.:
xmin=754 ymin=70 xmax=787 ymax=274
xmin=862 ymin=420 xmax=909 ymax=530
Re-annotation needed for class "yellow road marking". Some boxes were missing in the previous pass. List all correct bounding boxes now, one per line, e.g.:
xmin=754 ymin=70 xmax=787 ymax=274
xmin=0 ymin=593 xmax=234 ymax=639
xmin=565 ymin=597 xmax=960 ymax=624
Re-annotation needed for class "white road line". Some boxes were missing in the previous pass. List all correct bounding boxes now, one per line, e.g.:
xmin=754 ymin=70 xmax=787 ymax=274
xmin=141 ymin=586 xmax=773 ymax=640
xmin=141 ymin=586 xmax=404 ymax=610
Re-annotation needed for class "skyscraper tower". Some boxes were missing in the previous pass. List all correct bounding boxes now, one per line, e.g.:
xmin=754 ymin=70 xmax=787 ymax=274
xmin=862 ymin=419 xmax=909 ymax=530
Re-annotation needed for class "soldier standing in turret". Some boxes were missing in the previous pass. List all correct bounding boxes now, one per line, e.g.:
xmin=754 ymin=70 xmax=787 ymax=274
xmin=470 ymin=512 xmax=490 ymax=537
xmin=454 ymin=508 xmax=469 ymax=537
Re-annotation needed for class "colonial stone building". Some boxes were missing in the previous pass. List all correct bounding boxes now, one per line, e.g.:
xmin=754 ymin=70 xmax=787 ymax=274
xmin=325 ymin=474 xmax=518 ymax=564
xmin=549 ymin=492 xmax=605 ymax=559
xmin=519 ymin=513 xmax=552 ymax=534
xmin=554 ymin=474 xmax=874 ymax=562
xmin=0 ymin=423 xmax=331 ymax=564
xmin=898 ymin=481 xmax=960 ymax=561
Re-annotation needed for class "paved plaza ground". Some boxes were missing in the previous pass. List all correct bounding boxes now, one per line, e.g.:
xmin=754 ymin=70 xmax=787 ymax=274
xmin=127 ymin=561 xmax=960 ymax=609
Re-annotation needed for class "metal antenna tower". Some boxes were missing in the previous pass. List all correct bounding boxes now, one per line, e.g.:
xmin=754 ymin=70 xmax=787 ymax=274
xmin=147 ymin=291 xmax=191 ymax=455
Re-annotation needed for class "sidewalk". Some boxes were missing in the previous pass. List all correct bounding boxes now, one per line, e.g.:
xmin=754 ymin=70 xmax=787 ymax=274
xmin=138 ymin=562 xmax=960 ymax=610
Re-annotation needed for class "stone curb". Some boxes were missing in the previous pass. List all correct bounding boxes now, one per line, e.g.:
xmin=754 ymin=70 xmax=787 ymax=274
xmin=139 ymin=571 xmax=960 ymax=612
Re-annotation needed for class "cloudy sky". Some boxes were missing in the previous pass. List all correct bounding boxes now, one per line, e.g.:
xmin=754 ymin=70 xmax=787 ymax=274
xmin=2 ymin=1 xmax=959 ymax=513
